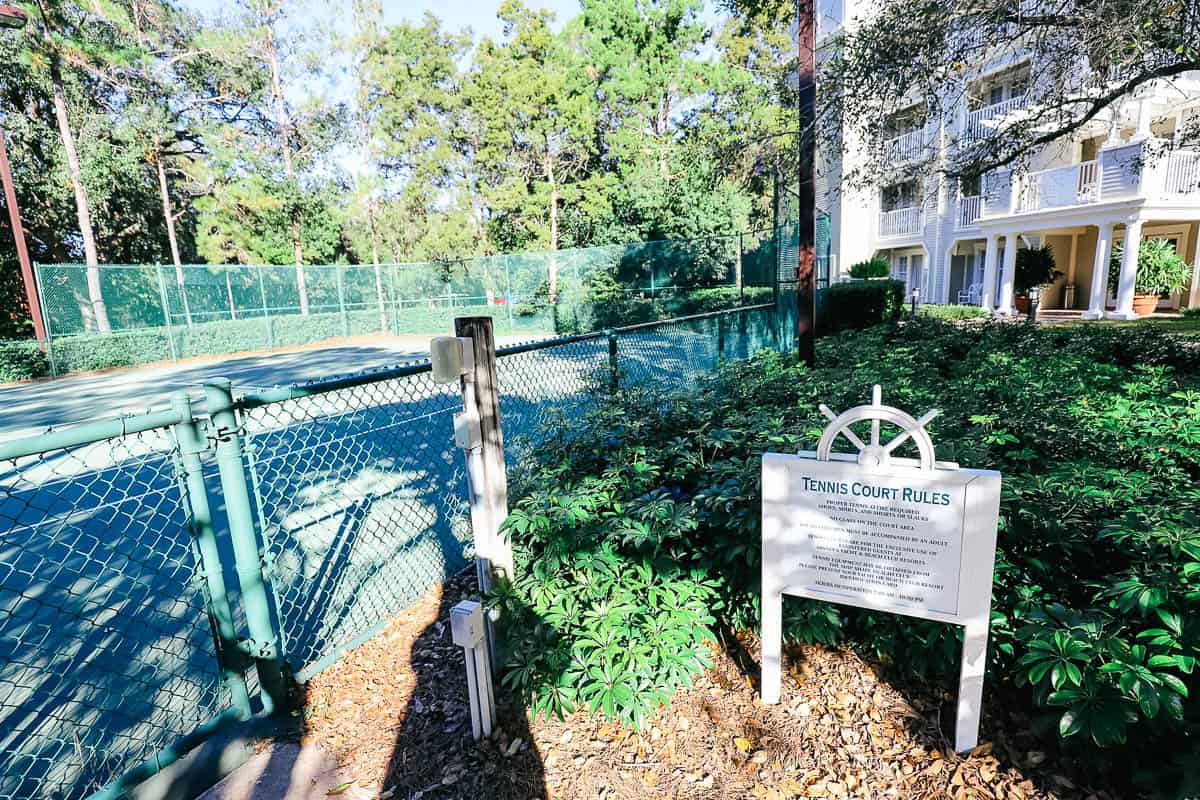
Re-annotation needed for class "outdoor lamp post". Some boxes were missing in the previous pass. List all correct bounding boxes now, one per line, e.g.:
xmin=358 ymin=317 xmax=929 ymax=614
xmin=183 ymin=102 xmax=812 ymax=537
xmin=1027 ymin=285 xmax=1040 ymax=324
xmin=0 ymin=4 xmax=46 ymax=343
xmin=911 ymin=287 xmax=920 ymax=317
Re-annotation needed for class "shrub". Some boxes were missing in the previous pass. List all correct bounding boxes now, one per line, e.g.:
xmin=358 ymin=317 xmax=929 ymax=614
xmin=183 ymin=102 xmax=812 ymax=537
xmin=496 ymin=318 xmax=1200 ymax=792
xmin=1109 ymin=239 xmax=1193 ymax=296
xmin=1184 ymin=306 xmax=1200 ymax=319
xmin=0 ymin=341 xmax=50 ymax=382
xmin=847 ymin=256 xmax=890 ymax=279
xmin=818 ymin=279 xmax=904 ymax=332
xmin=1015 ymin=245 xmax=1062 ymax=296
xmin=919 ymin=303 xmax=987 ymax=320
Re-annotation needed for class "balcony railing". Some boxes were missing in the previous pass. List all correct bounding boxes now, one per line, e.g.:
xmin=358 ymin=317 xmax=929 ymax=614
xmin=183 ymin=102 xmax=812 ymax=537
xmin=1013 ymin=160 xmax=1099 ymax=213
xmin=886 ymin=128 xmax=925 ymax=163
xmin=957 ymin=195 xmax=983 ymax=229
xmin=963 ymin=94 xmax=1028 ymax=143
xmin=1164 ymin=151 xmax=1200 ymax=196
xmin=877 ymin=206 xmax=923 ymax=238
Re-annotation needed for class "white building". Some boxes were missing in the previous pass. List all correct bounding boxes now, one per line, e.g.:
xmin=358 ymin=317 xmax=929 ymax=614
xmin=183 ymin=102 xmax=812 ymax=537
xmin=815 ymin=0 xmax=1200 ymax=318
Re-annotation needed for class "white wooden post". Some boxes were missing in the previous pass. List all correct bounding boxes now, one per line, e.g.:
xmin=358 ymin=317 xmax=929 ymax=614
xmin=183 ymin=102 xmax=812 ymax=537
xmin=996 ymin=233 xmax=1019 ymax=315
xmin=979 ymin=234 xmax=1000 ymax=310
xmin=1111 ymin=218 xmax=1144 ymax=319
xmin=1083 ymin=222 xmax=1114 ymax=319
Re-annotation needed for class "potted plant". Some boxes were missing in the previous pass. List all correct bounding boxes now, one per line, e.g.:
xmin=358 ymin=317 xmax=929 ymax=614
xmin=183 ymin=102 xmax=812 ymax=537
xmin=1108 ymin=239 xmax=1193 ymax=316
xmin=847 ymin=256 xmax=891 ymax=279
xmin=1014 ymin=245 xmax=1062 ymax=313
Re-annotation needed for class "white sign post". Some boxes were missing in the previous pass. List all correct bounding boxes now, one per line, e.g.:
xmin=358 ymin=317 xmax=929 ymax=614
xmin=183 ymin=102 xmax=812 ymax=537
xmin=760 ymin=386 xmax=1001 ymax=753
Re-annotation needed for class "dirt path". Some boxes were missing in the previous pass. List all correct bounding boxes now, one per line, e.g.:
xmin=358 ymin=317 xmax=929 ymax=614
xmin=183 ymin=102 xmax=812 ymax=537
xmin=293 ymin=574 xmax=1118 ymax=800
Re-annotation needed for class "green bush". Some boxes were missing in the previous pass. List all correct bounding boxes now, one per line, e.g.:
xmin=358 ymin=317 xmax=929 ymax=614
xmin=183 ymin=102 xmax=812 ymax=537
xmin=496 ymin=318 xmax=1200 ymax=793
xmin=1109 ymin=239 xmax=1193 ymax=296
xmin=1184 ymin=306 xmax=1200 ymax=319
xmin=847 ymin=256 xmax=890 ymax=279
xmin=919 ymin=303 xmax=987 ymax=320
xmin=0 ymin=341 xmax=50 ymax=382
xmin=1015 ymin=245 xmax=1062 ymax=296
xmin=818 ymin=279 xmax=904 ymax=332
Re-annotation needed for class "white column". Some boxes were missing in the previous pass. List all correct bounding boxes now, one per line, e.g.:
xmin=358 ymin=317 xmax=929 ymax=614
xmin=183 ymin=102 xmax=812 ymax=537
xmin=1111 ymin=218 xmax=1144 ymax=319
xmin=979 ymin=234 xmax=1000 ymax=310
xmin=1083 ymin=222 xmax=1114 ymax=319
xmin=1133 ymin=98 xmax=1154 ymax=142
xmin=1189 ymin=231 xmax=1200 ymax=310
xmin=996 ymin=233 xmax=1019 ymax=315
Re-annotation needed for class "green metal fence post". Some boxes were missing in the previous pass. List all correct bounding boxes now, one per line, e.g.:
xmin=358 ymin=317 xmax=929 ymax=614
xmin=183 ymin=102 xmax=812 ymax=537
xmin=257 ymin=265 xmax=274 ymax=351
xmin=170 ymin=392 xmax=252 ymax=720
xmin=336 ymin=264 xmax=350 ymax=337
xmin=606 ymin=329 xmax=619 ymax=391
xmin=155 ymin=263 xmax=179 ymax=362
xmin=203 ymin=378 xmax=287 ymax=715
xmin=34 ymin=262 xmax=58 ymax=375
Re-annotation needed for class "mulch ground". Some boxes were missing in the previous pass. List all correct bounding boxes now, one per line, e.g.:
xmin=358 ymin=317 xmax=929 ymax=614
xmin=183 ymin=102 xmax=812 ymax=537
xmin=298 ymin=572 xmax=1121 ymax=800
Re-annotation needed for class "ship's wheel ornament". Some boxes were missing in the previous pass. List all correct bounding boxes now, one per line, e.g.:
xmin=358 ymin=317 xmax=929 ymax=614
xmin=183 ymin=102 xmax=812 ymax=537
xmin=815 ymin=385 xmax=939 ymax=471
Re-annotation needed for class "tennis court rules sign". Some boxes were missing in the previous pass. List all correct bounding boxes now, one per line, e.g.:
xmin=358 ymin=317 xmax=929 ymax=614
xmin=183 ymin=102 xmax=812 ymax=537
xmin=760 ymin=386 xmax=1001 ymax=752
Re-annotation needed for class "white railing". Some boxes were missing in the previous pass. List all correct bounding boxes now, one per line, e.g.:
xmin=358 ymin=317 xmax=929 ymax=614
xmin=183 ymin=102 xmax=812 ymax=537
xmin=1163 ymin=151 xmax=1200 ymax=195
xmin=887 ymin=128 xmax=925 ymax=163
xmin=963 ymin=94 xmax=1028 ymax=143
xmin=1013 ymin=159 xmax=1099 ymax=213
xmin=877 ymin=206 xmax=923 ymax=238
xmin=957 ymin=195 xmax=982 ymax=229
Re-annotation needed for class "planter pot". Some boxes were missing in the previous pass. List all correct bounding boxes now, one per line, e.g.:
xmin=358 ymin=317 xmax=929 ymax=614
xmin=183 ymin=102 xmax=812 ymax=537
xmin=1014 ymin=295 xmax=1030 ymax=314
xmin=1132 ymin=294 xmax=1160 ymax=316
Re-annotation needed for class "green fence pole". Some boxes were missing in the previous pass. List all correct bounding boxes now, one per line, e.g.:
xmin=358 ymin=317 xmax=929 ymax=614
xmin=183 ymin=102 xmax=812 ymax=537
xmin=336 ymin=264 xmax=349 ymax=337
xmin=204 ymin=378 xmax=287 ymax=715
xmin=155 ymin=263 xmax=179 ymax=362
xmin=606 ymin=329 xmax=619 ymax=391
xmin=258 ymin=265 xmax=274 ymax=351
xmin=33 ymin=262 xmax=57 ymax=376
xmin=171 ymin=392 xmax=252 ymax=720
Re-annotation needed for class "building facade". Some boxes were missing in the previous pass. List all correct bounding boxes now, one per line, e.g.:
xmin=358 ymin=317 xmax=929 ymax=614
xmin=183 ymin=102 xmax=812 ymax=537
xmin=815 ymin=0 xmax=1200 ymax=317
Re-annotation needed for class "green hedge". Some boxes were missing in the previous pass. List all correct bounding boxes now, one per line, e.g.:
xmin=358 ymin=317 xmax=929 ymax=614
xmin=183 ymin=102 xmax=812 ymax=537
xmin=919 ymin=303 xmax=988 ymax=320
xmin=818 ymin=279 xmax=905 ymax=333
xmin=0 ymin=341 xmax=50 ymax=382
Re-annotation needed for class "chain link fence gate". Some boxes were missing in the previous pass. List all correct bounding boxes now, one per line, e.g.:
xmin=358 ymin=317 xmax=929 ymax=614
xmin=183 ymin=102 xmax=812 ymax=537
xmin=0 ymin=301 xmax=784 ymax=800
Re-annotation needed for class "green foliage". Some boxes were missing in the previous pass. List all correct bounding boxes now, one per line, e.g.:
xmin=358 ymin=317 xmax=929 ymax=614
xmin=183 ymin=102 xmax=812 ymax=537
xmin=847 ymin=257 xmax=890 ymax=279
xmin=498 ymin=318 xmax=1200 ymax=791
xmin=1184 ymin=306 xmax=1200 ymax=319
xmin=1108 ymin=239 xmax=1194 ymax=297
xmin=818 ymin=280 xmax=904 ymax=332
xmin=919 ymin=303 xmax=987 ymax=320
xmin=1015 ymin=245 xmax=1062 ymax=296
xmin=0 ymin=341 xmax=50 ymax=382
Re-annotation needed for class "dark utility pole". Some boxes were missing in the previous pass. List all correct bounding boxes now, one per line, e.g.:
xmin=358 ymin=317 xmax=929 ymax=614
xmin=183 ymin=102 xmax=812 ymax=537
xmin=0 ymin=4 xmax=46 ymax=343
xmin=795 ymin=0 xmax=816 ymax=367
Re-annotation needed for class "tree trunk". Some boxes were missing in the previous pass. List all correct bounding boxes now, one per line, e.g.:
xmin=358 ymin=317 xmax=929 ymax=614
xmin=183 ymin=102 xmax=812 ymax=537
xmin=154 ymin=137 xmax=192 ymax=327
xmin=264 ymin=18 xmax=308 ymax=314
xmin=545 ymin=152 xmax=559 ymax=303
xmin=50 ymin=63 xmax=110 ymax=332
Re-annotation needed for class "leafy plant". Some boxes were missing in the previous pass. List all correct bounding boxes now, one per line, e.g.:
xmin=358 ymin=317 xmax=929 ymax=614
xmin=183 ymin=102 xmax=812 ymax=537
xmin=496 ymin=316 xmax=1200 ymax=794
xmin=818 ymin=279 xmax=905 ymax=332
xmin=1108 ymin=239 xmax=1193 ymax=296
xmin=848 ymin=256 xmax=891 ymax=279
xmin=1015 ymin=245 xmax=1062 ymax=296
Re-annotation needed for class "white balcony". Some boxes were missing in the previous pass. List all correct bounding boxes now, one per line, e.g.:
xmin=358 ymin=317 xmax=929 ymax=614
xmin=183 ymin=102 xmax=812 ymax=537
xmin=886 ymin=128 xmax=926 ymax=163
xmin=963 ymin=95 xmax=1028 ymax=144
xmin=1164 ymin=151 xmax=1200 ymax=195
xmin=877 ymin=206 xmax=923 ymax=239
xmin=957 ymin=195 xmax=982 ymax=229
xmin=1013 ymin=160 xmax=1099 ymax=213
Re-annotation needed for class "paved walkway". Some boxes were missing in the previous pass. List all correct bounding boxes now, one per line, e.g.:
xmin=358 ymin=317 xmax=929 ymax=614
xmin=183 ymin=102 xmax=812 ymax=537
xmin=0 ymin=334 xmax=536 ymax=441
xmin=197 ymin=743 xmax=374 ymax=800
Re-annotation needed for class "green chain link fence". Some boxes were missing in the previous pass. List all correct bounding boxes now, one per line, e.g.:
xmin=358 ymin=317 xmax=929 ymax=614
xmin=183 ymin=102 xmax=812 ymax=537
xmin=0 ymin=300 xmax=786 ymax=799
xmin=11 ymin=229 xmax=783 ymax=380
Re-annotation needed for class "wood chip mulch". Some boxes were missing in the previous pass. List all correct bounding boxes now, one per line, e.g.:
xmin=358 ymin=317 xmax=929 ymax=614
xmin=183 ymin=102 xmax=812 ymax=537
xmin=298 ymin=573 xmax=1122 ymax=800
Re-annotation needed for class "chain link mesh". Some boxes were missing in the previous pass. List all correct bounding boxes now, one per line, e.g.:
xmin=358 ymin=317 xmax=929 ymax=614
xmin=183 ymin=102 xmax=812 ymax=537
xmin=0 ymin=428 xmax=232 ymax=800
xmin=238 ymin=369 xmax=472 ymax=678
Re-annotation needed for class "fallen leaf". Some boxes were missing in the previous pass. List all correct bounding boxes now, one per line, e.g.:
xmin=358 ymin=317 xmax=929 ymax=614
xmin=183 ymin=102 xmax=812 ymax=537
xmin=326 ymin=782 xmax=354 ymax=796
xmin=734 ymin=736 xmax=753 ymax=752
